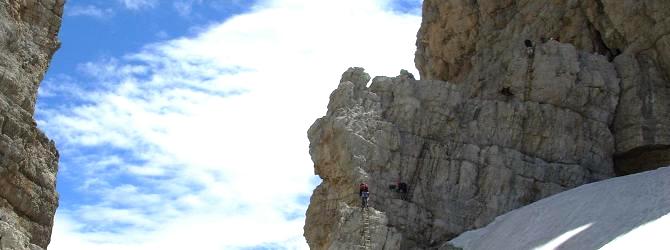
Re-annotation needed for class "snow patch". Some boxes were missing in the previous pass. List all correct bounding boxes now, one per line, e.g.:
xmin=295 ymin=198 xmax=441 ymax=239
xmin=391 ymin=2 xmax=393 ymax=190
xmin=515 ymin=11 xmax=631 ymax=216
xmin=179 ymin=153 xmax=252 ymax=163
xmin=450 ymin=167 xmax=670 ymax=250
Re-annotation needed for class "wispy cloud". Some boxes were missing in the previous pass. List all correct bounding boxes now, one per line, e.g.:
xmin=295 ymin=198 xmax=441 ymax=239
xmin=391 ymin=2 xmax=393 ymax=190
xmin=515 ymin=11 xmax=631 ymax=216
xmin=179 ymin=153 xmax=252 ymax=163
xmin=119 ymin=0 xmax=157 ymax=10
xmin=173 ymin=0 xmax=201 ymax=16
xmin=67 ymin=5 xmax=114 ymax=19
xmin=41 ymin=0 xmax=421 ymax=249
xmin=171 ymin=0 xmax=242 ymax=17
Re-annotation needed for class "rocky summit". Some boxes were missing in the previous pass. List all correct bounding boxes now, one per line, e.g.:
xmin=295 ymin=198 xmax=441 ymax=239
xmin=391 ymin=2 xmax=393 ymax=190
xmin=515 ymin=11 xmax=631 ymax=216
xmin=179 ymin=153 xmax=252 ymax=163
xmin=0 ymin=0 xmax=63 ymax=249
xmin=305 ymin=0 xmax=670 ymax=249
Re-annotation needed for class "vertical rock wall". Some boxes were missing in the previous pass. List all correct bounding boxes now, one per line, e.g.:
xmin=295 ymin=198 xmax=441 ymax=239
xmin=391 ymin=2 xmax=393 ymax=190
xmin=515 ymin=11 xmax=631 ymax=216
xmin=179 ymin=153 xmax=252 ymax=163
xmin=306 ymin=0 xmax=670 ymax=249
xmin=0 ymin=0 xmax=63 ymax=249
xmin=415 ymin=0 xmax=670 ymax=175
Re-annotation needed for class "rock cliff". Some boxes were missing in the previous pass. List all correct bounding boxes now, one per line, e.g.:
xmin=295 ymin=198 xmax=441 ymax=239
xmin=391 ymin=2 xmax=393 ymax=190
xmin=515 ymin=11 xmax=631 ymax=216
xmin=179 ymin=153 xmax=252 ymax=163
xmin=0 ymin=0 xmax=63 ymax=249
xmin=305 ymin=0 xmax=670 ymax=249
xmin=415 ymin=0 xmax=670 ymax=175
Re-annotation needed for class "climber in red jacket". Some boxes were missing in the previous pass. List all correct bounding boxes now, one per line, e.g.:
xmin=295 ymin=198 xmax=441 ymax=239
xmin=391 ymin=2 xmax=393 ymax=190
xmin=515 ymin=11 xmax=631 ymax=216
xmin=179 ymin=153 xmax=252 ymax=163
xmin=359 ymin=183 xmax=369 ymax=209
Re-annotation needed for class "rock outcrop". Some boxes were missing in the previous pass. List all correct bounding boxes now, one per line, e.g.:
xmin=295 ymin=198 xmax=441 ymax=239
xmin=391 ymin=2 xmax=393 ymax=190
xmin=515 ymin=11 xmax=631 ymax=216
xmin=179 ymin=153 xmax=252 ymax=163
xmin=0 ymin=0 xmax=63 ymax=249
xmin=305 ymin=0 xmax=670 ymax=249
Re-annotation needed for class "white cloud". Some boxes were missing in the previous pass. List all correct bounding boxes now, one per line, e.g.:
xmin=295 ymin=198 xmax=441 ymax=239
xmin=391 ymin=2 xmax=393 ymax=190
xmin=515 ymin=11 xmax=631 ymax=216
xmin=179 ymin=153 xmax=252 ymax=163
xmin=66 ymin=5 xmax=114 ymax=19
xmin=119 ymin=0 xmax=157 ymax=10
xmin=42 ymin=0 xmax=421 ymax=249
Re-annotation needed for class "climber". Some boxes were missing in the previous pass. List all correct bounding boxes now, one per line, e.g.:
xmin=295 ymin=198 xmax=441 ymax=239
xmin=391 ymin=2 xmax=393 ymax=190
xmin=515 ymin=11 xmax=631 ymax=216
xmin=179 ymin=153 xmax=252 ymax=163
xmin=524 ymin=39 xmax=534 ymax=57
xmin=500 ymin=86 xmax=514 ymax=97
xmin=524 ymin=39 xmax=533 ymax=47
xmin=360 ymin=182 xmax=369 ymax=209
xmin=397 ymin=182 xmax=409 ymax=200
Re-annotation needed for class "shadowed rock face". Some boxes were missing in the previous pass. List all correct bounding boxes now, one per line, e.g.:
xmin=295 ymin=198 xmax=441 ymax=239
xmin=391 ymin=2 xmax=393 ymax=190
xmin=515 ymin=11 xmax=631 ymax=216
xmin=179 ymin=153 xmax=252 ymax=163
xmin=0 ymin=0 xmax=63 ymax=249
xmin=305 ymin=0 xmax=670 ymax=249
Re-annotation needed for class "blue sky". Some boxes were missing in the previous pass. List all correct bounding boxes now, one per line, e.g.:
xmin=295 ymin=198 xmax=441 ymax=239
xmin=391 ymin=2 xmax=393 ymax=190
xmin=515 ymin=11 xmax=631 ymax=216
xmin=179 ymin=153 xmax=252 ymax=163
xmin=37 ymin=0 xmax=422 ymax=249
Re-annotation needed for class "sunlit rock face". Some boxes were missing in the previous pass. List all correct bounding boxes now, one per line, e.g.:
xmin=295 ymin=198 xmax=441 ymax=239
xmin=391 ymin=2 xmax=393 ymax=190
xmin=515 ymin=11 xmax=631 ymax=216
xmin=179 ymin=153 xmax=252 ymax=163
xmin=415 ymin=0 xmax=670 ymax=175
xmin=305 ymin=0 xmax=670 ymax=249
xmin=306 ymin=61 xmax=616 ymax=249
xmin=0 ymin=0 xmax=63 ymax=249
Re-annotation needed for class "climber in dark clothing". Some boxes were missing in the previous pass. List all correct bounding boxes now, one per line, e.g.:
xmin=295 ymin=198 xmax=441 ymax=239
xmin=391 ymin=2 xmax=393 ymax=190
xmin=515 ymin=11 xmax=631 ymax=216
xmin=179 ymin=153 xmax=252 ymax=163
xmin=524 ymin=39 xmax=534 ymax=57
xmin=397 ymin=181 xmax=408 ymax=200
xmin=500 ymin=86 xmax=514 ymax=97
xmin=524 ymin=39 xmax=533 ymax=47
xmin=360 ymin=183 xmax=369 ymax=208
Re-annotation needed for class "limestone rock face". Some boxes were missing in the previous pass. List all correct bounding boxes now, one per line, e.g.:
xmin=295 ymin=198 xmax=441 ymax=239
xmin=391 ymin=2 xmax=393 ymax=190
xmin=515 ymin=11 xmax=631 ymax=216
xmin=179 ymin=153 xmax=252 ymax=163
xmin=0 ymin=0 xmax=63 ymax=249
xmin=415 ymin=0 xmax=670 ymax=174
xmin=305 ymin=1 xmax=670 ymax=248
xmin=307 ymin=59 xmax=617 ymax=248
xmin=305 ymin=202 xmax=402 ymax=250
